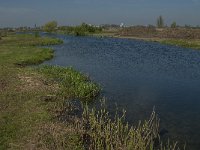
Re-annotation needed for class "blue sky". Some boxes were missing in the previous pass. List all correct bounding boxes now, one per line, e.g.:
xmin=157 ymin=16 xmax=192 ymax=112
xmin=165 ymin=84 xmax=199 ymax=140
xmin=0 ymin=0 xmax=200 ymax=27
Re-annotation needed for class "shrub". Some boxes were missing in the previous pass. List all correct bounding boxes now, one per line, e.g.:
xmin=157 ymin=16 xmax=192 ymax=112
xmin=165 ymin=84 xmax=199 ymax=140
xmin=43 ymin=21 xmax=58 ymax=32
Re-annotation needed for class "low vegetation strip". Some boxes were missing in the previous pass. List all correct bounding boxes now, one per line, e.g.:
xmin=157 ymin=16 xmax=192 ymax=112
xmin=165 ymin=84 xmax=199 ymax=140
xmin=112 ymin=36 xmax=200 ymax=50
xmin=0 ymin=33 xmax=182 ymax=149
xmin=158 ymin=39 xmax=200 ymax=50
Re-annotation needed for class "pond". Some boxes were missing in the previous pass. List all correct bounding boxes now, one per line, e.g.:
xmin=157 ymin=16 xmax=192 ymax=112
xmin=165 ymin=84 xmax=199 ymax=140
xmin=43 ymin=33 xmax=200 ymax=150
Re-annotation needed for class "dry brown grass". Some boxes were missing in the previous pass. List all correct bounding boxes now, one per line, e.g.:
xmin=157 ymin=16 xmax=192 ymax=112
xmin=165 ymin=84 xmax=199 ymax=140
xmin=119 ymin=27 xmax=200 ymax=39
xmin=18 ymin=122 xmax=82 ymax=150
xmin=17 ymin=72 xmax=59 ymax=93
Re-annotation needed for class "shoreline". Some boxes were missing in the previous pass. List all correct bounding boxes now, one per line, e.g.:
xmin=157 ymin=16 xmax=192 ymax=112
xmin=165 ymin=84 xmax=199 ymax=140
xmin=92 ymin=33 xmax=200 ymax=50
xmin=0 ymin=33 xmax=183 ymax=149
xmin=48 ymin=30 xmax=200 ymax=51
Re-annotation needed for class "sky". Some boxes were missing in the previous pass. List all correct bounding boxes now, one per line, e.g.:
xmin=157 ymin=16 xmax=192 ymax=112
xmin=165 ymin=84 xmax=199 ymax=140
xmin=0 ymin=0 xmax=200 ymax=27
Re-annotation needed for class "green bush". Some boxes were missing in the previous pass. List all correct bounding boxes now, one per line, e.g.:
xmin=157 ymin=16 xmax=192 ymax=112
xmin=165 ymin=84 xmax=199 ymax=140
xmin=58 ymin=23 xmax=102 ymax=36
xmin=43 ymin=21 xmax=58 ymax=32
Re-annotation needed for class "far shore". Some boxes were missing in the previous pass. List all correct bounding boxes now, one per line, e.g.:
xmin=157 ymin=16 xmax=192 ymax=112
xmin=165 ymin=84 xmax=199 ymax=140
xmin=92 ymin=32 xmax=200 ymax=50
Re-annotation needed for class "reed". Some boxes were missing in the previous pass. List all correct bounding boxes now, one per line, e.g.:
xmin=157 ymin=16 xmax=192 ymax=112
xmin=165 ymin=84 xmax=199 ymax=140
xmin=64 ymin=100 xmax=183 ymax=150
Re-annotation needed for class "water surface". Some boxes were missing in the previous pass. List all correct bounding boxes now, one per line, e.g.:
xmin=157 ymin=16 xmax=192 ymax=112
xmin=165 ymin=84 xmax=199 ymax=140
xmin=43 ymin=34 xmax=200 ymax=149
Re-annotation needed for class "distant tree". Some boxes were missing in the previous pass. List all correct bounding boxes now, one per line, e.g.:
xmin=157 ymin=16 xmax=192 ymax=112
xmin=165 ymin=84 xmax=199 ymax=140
xmin=43 ymin=21 xmax=57 ymax=32
xmin=157 ymin=16 xmax=164 ymax=28
xmin=171 ymin=21 xmax=177 ymax=28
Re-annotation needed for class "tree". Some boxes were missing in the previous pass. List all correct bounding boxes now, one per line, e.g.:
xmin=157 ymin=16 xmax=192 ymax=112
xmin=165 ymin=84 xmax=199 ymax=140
xmin=157 ymin=16 xmax=164 ymax=28
xmin=171 ymin=21 xmax=177 ymax=28
xmin=43 ymin=21 xmax=57 ymax=32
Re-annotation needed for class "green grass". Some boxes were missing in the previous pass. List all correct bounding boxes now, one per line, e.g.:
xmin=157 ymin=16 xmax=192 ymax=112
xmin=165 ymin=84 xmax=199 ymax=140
xmin=0 ymin=46 xmax=54 ymax=66
xmin=37 ymin=65 xmax=100 ymax=101
xmin=0 ymin=34 xmax=63 ymax=66
xmin=0 ymin=34 xmax=63 ymax=46
xmin=0 ymin=33 xmax=100 ymax=149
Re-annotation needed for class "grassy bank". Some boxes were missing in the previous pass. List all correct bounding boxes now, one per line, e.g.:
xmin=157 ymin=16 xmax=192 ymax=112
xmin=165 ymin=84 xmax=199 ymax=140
xmin=0 ymin=33 xmax=181 ymax=149
xmin=0 ymin=34 xmax=100 ymax=149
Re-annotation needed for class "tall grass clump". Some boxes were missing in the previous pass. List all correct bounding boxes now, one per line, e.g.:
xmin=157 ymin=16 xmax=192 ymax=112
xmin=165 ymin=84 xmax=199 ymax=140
xmin=81 ymin=101 xmax=159 ymax=150
xmin=64 ymin=100 xmax=183 ymax=150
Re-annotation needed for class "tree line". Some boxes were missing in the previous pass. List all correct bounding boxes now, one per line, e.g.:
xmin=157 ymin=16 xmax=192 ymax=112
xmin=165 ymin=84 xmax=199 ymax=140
xmin=43 ymin=21 xmax=102 ymax=36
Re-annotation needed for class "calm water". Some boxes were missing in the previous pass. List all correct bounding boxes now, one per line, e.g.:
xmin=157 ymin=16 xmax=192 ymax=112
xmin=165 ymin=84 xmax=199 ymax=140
xmin=43 ymin=33 xmax=200 ymax=149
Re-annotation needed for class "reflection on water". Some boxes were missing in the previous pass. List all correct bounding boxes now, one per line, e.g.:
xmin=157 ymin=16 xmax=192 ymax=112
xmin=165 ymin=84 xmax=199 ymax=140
xmin=43 ymin=33 xmax=200 ymax=150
